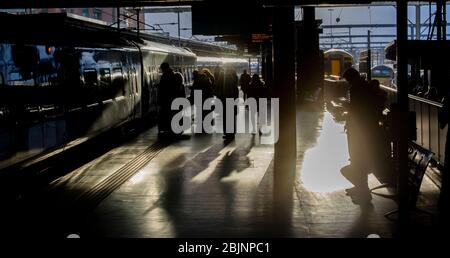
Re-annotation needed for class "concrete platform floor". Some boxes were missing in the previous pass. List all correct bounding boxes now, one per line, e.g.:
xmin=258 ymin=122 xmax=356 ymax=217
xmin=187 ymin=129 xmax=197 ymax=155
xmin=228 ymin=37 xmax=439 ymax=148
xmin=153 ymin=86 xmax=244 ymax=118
xmin=6 ymin=105 xmax=442 ymax=238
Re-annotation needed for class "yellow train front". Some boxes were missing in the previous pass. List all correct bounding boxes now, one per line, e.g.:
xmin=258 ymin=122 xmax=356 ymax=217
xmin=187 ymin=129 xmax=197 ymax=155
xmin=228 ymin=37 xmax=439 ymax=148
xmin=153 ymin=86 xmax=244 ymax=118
xmin=323 ymin=49 xmax=354 ymax=78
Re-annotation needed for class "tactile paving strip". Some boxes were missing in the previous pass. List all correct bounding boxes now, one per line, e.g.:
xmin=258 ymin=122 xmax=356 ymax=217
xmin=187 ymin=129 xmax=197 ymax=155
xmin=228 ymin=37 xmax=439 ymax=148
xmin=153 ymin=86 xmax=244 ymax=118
xmin=74 ymin=141 xmax=167 ymax=210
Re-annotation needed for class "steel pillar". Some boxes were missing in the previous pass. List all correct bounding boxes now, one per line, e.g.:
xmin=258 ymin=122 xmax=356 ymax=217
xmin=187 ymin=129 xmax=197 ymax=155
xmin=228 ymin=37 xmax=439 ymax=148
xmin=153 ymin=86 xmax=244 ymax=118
xmin=263 ymin=41 xmax=273 ymax=89
xmin=297 ymin=6 xmax=323 ymax=104
xmin=272 ymin=6 xmax=296 ymax=224
xmin=396 ymin=0 xmax=410 ymax=232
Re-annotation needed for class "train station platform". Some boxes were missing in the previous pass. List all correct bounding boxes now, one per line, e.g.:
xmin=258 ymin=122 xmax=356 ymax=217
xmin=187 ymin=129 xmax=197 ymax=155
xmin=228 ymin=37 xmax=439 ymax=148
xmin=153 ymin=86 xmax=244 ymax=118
xmin=2 ymin=104 xmax=442 ymax=238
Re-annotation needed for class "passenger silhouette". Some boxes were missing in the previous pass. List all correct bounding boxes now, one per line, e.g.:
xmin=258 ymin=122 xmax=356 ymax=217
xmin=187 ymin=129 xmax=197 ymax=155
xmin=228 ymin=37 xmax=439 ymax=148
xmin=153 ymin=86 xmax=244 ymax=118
xmin=341 ymin=68 xmax=374 ymax=205
xmin=189 ymin=70 xmax=200 ymax=104
xmin=213 ymin=66 xmax=222 ymax=84
xmin=215 ymin=66 xmax=239 ymax=140
xmin=174 ymin=72 xmax=186 ymax=99
xmin=157 ymin=62 xmax=177 ymax=134
xmin=190 ymin=70 xmax=214 ymax=132
xmin=200 ymin=70 xmax=214 ymax=128
xmin=202 ymin=68 xmax=215 ymax=92
xmin=239 ymin=69 xmax=251 ymax=100
xmin=248 ymin=74 xmax=265 ymax=134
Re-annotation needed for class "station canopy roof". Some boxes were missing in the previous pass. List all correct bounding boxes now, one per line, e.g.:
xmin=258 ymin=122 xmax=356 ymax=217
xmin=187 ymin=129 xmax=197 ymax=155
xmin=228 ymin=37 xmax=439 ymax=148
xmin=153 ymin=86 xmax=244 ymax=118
xmin=0 ymin=0 xmax=428 ymax=55
xmin=0 ymin=1 xmax=418 ymax=9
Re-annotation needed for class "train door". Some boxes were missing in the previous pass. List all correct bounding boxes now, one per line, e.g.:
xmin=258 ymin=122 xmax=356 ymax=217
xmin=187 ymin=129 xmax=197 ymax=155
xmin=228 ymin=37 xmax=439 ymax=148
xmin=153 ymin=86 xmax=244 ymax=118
xmin=331 ymin=59 xmax=340 ymax=76
xmin=121 ymin=51 xmax=132 ymax=121
xmin=149 ymin=53 xmax=157 ymax=113
xmin=129 ymin=68 xmax=136 ymax=120
xmin=140 ymin=52 xmax=150 ymax=117
xmin=131 ymin=51 xmax=142 ymax=119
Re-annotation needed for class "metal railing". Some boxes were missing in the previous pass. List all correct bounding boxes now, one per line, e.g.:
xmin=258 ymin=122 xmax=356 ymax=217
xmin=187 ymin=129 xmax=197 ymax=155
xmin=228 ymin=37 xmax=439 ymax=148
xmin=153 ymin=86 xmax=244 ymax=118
xmin=381 ymin=85 xmax=446 ymax=165
xmin=324 ymin=79 xmax=448 ymax=166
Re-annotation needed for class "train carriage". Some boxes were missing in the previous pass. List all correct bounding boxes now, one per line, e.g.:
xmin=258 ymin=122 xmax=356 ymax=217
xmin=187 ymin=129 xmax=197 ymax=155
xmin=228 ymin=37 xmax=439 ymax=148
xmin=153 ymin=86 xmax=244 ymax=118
xmin=371 ymin=64 xmax=395 ymax=87
xmin=196 ymin=56 xmax=249 ymax=75
xmin=139 ymin=40 xmax=196 ymax=116
xmin=323 ymin=49 xmax=354 ymax=78
xmin=0 ymin=13 xmax=197 ymax=169
xmin=0 ymin=13 xmax=251 ymax=171
xmin=0 ymin=14 xmax=256 ymax=170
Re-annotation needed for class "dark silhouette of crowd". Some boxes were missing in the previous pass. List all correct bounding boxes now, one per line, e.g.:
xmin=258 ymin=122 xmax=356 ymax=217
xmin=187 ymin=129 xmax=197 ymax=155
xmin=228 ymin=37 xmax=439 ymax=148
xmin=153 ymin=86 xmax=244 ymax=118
xmin=215 ymin=66 xmax=239 ymax=139
xmin=157 ymin=62 xmax=263 ymax=140
xmin=157 ymin=62 xmax=185 ymax=135
xmin=239 ymin=69 xmax=251 ymax=100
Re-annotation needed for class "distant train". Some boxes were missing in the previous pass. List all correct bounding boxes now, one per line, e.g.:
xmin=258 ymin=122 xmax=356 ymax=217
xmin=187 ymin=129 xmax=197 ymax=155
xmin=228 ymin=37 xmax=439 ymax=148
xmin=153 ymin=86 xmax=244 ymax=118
xmin=0 ymin=13 xmax=249 ymax=170
xmin=371 ymin=64 xmax=395 ymax=87
xmin=196 ymin=56 xmax=249 ymax=75
xmin=323 ymin=49 xmax=354 ymax=78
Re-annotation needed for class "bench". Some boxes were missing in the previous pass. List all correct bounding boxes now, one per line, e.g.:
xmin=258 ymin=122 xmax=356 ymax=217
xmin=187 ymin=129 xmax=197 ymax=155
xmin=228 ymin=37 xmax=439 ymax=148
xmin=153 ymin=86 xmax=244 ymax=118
xmin=371 ymin=141 xmax=434 ymax=218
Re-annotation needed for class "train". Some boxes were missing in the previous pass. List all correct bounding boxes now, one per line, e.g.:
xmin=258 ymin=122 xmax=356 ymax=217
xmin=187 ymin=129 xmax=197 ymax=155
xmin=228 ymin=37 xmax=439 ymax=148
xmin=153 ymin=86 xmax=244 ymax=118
xmin=323 ymin=48 xmax=354 ymax=78
xmin=322 ymin=47 xmax=396 ymax=88
xmin=0 ymin=13 xmax=249 ymax=170
xmin=371 ymin=64 xmax=395 ymax=88
xmin=196 ymin=56 xmax=250 ymax=75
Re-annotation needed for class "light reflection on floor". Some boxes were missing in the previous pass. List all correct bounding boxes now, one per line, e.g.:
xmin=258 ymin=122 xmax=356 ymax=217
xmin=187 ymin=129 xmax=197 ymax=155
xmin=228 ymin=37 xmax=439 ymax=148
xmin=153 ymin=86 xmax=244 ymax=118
xmin=299 ymin=111 xmax=353 ymax=193
xmin=4 ymin=100 xmax=443 ymax=238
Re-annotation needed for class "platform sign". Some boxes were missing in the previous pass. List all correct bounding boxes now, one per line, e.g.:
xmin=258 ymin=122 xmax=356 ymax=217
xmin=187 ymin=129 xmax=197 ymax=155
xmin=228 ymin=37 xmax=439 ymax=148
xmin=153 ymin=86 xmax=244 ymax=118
xmin=251 ymin=34 xmax=271 ymax=43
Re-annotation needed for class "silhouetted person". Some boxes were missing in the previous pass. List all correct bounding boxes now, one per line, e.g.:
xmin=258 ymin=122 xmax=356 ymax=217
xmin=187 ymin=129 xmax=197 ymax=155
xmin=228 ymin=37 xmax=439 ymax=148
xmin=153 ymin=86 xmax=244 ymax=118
xmin=341 ymin=68 xmax=374 ymax=204
xmin=174 ymin=72 xmax=186 ymax=98
xmin=196 ymin=70 xmax=214 ymax=131
xmin=213 ymin=66 xmax=222 ymax=83
xmin=216 ymin=66 xmax=239 ymax=140
xmin=248 ymin=74 xmax=265 ymax=134
xmin=166 ymin=72 xmax=186 ymax=135
xmin=200 ymin=71 xmax=214 ymax=101
xmin=190 ymin=70 xmax=201 ymax=104
xmin=239 ymin=69 xmax=251 ymax=100
xmin=157 ymin=62 xmax=177 ymax=134
xmin=202 ymin=68 xmax=215 ymax=92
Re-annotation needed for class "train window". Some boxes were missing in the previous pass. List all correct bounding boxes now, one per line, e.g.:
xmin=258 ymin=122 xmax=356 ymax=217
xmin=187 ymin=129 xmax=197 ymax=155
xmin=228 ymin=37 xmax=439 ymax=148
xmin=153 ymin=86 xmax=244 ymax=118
xmin=133 ymin=69 xmax=138 ymax=93
xmin=112 ymin=68 xmax=122 ymax=77
xmin=146 ymin=67 xmax=151 ymax=86
xmin=83 ymin=69 xmax=98 ymax=86
xmin=381 ymin=70 xmax=391 ymax=76
xmin=372 ymin=69 xmax=391 ymax=77
xmin=154 ymin=67 xmax=161 ymax=83
xmin=180 ymin=68 xmax=185 ymax=81
xmin=112 ymin=67 xmax=125 ymax=96
xmin=99 ymin=68 xmax=111 ymax=86
xmin=188 ymin=68 xmax=192 ymax=83
xmin=149 ymin=66 xmax=154 ymax=83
